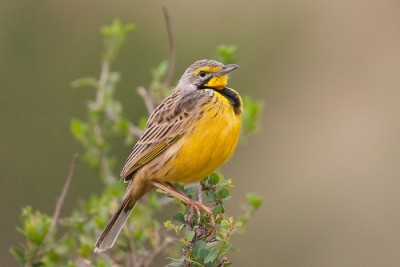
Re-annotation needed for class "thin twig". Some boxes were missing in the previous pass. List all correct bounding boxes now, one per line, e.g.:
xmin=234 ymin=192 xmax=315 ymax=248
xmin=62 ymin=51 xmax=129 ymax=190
xmin=197 ymin=182 xmax=203 ymax=203
xmin=185 ymin=206 xmax=195 ymax=232
xmin=105 ymin=107 xmax=143 ymax=137
xmin=162 ymin=6 xmax=176 ymax=89
xmin=142 ymin=237 xmax=174 ymax=267
xmin=43 ymin=153 xmax=79 ymax=244
xmin=138 ymin=86 xmax=156 ymax=115
xmin=217 ymin=256 xmax=228 ymax=267
xmin=93 ymin=62 xmax=110 ymax=109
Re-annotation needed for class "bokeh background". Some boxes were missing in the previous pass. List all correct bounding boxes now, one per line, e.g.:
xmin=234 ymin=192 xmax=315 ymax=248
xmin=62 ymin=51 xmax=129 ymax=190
xmin=1 ymin=0 xmax=400 ymax=266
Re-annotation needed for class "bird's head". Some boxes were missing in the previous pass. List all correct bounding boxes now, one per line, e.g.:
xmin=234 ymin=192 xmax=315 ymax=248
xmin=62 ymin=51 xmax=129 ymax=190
xmin=178 ymin=59 xmax=239 ymax=91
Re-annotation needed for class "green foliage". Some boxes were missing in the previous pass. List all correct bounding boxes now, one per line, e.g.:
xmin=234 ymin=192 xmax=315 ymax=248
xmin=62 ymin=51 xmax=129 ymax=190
xmin=241 ymin=96 xmax=263 ymax=137
xmin=215 ymin=45 xmax=237 ymax=65
xmin=101 ymin=19 xmax=135 ymax=62
xmin=164 ymin=173 xmax=261 ymax=267
xmin=11 ymin=19 xmax=263 ymax=267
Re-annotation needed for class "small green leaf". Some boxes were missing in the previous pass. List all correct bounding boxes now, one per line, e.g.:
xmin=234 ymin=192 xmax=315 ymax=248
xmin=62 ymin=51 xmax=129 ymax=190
xmin=215 ymin=45 xmax=237 ymax=64
xmin=234 ymin=221 xmax=243 ymax=228
xmin=172 ymin=213 xmax=185 ymax=224
xmin=246 ymin=193 xmax=263 ymax=209
xmin=139 ymin=116 xmax=147 ymax=129
xmin=79 ymin=243 xmax=91 ymax=258
xmin=184 ymin=186 xmax=197 ymax=197
xmin=70 ymin=77 xmax=98 ymax=89
xmin=117 ymin=118 xmax=130 ymax=134
xmin=206 ymin=190 xmax=217 ymax=201
xmin=164 ymin=220 xmax=173 ymax=229
xmin=70 ymin=119 xmax=87 ymax=143
xmin=204 ymin=248 xmax=219 ymax=263
xmin=152 ymin=60 xmax=168 ymax=81
xmin=207 ymin=173 xmax=220 ymax=185
xmin=185 ymin=231 xmax=195 ymax=242
xmin=216 ymin=188 xmax=230 ymax=200
xmin=197 ymin=248 xmax=209 ymax=262
xmin=212 ymin=204 xmax=224 ymax=216
xmin=220 ymin=219 xmax=229 ymax=230
xmin=9 ymin=247 xmax=25 ymax=265
xmin=193 ymin=240 xmax=207 ymax=257
xmin=241 ymin=96 xmax=263 ymax=136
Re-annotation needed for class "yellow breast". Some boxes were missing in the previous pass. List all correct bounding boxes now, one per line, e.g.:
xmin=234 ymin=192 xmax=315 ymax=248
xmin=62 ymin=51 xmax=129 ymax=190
xmin=161 ymin=91 xmax=242 ymax=183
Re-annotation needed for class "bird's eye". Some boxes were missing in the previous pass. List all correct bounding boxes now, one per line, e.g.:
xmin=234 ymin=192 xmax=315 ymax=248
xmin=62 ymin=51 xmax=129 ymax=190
xmin=199 ymin=70 xmax=206 ymax=78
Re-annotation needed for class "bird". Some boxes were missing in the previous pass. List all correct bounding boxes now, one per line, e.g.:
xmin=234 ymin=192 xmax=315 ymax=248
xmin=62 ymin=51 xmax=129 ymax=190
xmin=94 ymin=59 xmax=242 ymax=253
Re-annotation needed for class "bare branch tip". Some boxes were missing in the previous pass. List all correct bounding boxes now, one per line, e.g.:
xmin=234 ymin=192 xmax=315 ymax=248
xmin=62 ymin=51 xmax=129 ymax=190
xmin=162 ymin=5 xmax=176 ymax=89
xmin=43 ymin=153 xmax=80 ymax=244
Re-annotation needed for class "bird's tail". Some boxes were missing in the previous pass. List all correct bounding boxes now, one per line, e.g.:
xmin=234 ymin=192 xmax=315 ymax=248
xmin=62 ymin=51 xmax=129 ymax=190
xmin=94 ymin=195 xmax=137 ymax=253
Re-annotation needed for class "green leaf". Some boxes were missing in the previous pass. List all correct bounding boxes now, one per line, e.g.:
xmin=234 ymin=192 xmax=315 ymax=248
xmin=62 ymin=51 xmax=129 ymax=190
xmin=216 ymin=188 xmax=230 ymax=200
xmin=215 ymin=45 xmax=237 ymax=64
xmin=70 ymin=119 xmax=87 ymax=143
xmin=192 ymin=240 xmax=207 ymax=257
xmin=185 ymin=230 xmax=195 ymax=242
xmin=204 ymin=248 xmax=219 ymax=263
xmin=184 ymin=257 xmax=203 ymax=265
xmin=184 ymin=186 xmax=197 ymax=197
xmin=9 ymin=247 xmax=25 ymax=265
xmin=241 ymin=96 xmax=263 ymax=136
xmin=207 ymin=173 xmax=220 ymax=185
xmin=101 ymin=19 xmax=135 ymax=62
xmin=152 ymin=60 xmax=168 ymax=81
xmin=246 ymin=193 xmax=263 ymax=209
xmin=79 ymin=243 xmax=91 ymax=258
xmin=172 ymin=213 xmax=185 ymax=224
xmin=197 ymin=248 xmax=209 ymax=262
xmin=220 ymin=219 xmax=229 ymax=230
xmin=70 ymin=77 xmax=98 ymax=89
xmin=23 ymin=210 xmax=51 ymax=244
xmin=235 ymin=221 xmax=243 ymax=228
xmin=139 ymin=116 xmax=147 ymax=129
xmin=174 ymin=183 xmax=185 ymax=192
xmin=212 ymin=204 xmax=224 ymax=217
xmin=206 ymin=190 xmax=217 ymax=201
xmin=164 ymin=220 xmax=174 ymax=229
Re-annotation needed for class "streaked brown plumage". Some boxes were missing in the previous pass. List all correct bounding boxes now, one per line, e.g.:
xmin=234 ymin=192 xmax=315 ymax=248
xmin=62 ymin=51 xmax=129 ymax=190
xmin=95 ymin=59 xmax=242 ymax=253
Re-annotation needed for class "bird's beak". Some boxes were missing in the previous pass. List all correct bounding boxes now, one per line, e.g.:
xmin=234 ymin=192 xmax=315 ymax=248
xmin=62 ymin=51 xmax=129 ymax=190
xmin=204 ymin=64 xmax=239 ymax=90
xmin=215 ymin=64 xmax=239 ymax=77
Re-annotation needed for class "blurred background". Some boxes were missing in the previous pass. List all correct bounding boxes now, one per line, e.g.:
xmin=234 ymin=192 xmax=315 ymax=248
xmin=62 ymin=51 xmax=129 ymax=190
xmin=1 ymin=0 xmax=400 ymax=266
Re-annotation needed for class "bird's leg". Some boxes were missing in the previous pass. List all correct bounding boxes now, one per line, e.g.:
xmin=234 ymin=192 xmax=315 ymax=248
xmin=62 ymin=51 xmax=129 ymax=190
xmin=150 ymin=180 xmax=192 ymax=205
xmin=151 ymin=180 xmax=202 ymax=220
xmin=163 ymin=182 xmax=202 ymax=221
xmin=150 ymin=180 xmax=215 ymax=231
xmin=164 ymin=182 xmax=215 ymax=232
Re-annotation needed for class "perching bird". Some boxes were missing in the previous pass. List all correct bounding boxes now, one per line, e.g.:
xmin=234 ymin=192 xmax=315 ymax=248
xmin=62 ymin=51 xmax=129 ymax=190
xmin=95 ymin=59 xmax=242 ymax=253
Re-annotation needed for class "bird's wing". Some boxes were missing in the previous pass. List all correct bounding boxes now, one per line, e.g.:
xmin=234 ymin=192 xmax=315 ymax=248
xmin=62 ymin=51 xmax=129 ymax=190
xmin=120 ymin=90 xmax=210 ymax=182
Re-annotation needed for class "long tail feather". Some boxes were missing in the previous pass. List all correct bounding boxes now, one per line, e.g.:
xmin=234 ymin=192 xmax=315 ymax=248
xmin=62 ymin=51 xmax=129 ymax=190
xmin=94 ymin=196 xmax=137 ymax=253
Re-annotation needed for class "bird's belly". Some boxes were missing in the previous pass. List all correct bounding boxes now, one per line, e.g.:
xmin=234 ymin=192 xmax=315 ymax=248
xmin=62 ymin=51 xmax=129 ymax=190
xmin=160 ymin=103 xmax=241 ymax=183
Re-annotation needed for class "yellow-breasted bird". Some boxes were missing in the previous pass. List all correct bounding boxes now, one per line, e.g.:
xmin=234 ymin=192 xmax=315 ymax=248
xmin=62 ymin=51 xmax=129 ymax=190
xmin=94 ymin=59 xmax=242 ymax=253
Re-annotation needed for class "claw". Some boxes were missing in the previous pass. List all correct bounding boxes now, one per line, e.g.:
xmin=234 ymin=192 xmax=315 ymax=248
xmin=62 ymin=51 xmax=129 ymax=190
xmin=151 ymin=180 xmax=215 ymax=234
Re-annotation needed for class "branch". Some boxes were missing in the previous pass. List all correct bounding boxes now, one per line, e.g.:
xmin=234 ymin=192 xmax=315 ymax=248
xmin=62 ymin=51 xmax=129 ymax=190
xmin=197 ymin=182 xmax=203 ymax=203
xmin=217 ymin=256 xmax=228 ymax=267
xmin=105 ymin=107 xmax=143 ymax=137
xmin=142 ymin=237 xmax=174 ymax=267
xmin=92 ymin=61 xmax=110 ymax=110
xmin=162 ymin=6 xmax=176 ymax=89
xmin=138 ymin=86 xmax=156 ymax=115
xmin=44 ymin=153 xmax=79 ymax=244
